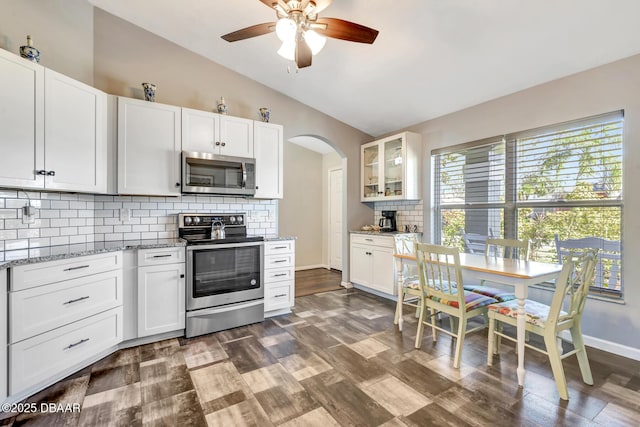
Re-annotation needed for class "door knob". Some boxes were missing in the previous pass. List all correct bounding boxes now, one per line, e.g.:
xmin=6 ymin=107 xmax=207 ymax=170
xmin=46 ymin=171 xmax=56 ymax=176
xmin=175 ymin=182 xmax=181 ymax=187
xmin=180 ymin=274 xmax=185 ymax=278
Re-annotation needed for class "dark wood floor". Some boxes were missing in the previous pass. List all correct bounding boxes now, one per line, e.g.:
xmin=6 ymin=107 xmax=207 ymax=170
xmin=295 ymin=268 xmax=342 ymax=297
xmin=2 ymin=289 xmax=639 ymax=426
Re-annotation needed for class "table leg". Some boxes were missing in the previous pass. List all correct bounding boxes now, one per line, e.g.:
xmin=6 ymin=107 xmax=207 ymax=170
xmin=395 ymin=257 xmax=404 ymax=331
xmin=514 ymin=285 xmax=527 ymax=387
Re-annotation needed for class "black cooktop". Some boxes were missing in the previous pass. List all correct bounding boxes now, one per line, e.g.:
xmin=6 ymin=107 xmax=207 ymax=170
xmin=182 ymin=235 xmax=264 ymax=245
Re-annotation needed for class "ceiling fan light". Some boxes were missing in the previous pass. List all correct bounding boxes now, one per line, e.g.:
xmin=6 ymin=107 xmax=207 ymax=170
xmin=303 ymin=29 xmax=326 ymax=55
xmin=275 ymin=18 xmax=297 ymax=42
xmin=277 ymin=41 xmax=295 ymax=61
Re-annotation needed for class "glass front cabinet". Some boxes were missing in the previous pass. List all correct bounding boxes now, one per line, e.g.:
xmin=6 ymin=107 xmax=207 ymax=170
xmin=361 ymin=131 xmax=422 ymax=202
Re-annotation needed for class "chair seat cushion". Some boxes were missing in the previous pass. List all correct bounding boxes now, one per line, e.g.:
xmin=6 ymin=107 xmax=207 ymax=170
xmin=463 ymin=284 xmax=516 ymax=303
xmin=488 ymin=299 xmax=567 ymax=328
xmin=402 ymin=278 xmax=420 ymax=290
xmin=428 ymin=290 xmax=497 ymax=311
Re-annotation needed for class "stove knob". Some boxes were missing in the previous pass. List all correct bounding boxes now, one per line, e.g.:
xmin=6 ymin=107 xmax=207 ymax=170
xmin=236 ymin=216 xmax=243 ymax=224
xmin=229 ymin=216 xmax=236 ymax=223
xmin=184 ymin=216 xmax=192 ymax=225
xmin=193 ymin=216 xmax=201 ymax=225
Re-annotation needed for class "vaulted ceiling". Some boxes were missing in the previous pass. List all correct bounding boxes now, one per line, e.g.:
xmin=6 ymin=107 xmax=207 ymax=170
xmin=89 ymin=0 xmax=640 ymax=137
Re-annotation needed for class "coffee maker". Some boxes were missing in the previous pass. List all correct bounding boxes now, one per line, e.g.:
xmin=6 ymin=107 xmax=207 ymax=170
xmin=379 ymin=210 xmax=397 ymax=232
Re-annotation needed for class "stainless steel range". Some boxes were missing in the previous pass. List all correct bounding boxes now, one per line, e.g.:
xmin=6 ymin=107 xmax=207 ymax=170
xmin=179 ymin=213 xmax=264 ymax=338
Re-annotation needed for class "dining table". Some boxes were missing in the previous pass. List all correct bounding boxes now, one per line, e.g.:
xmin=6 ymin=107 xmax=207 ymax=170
xmin=394 ymin=252 xmax=564 ymax=387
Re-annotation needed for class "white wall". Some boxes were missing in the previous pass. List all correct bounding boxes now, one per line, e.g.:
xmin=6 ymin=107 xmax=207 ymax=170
xmin=401 ymin=54 xmax=640 ymax=355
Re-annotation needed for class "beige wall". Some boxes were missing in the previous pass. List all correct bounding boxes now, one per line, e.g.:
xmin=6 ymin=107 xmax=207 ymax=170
xmin=0 ymin=0 xmax=94 ymax=85
xmin=279 ymin=142 xmax=323 ymax=268
xmin=399 ymin=55 xmax=640 ymax=353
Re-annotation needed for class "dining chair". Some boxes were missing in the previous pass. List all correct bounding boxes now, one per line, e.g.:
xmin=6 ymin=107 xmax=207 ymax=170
xmin=486 ymin=249 xmax=598 ymax=400
xmin=414 ymin=243 xmax=498 ymax=368
xmin=463 ymin=238 xmax=530 ymax=303
xmin=461 ymin=228 xmax=494 ymax=254
xmin=393 ymin=234 xmax=420 ymax=331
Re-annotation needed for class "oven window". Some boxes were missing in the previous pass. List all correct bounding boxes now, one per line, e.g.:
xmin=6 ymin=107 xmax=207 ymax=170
xmin=193 ymin=246 xmax=261 ymax=297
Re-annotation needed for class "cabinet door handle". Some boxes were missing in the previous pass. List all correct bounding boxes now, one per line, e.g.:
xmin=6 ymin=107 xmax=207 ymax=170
xmin=64 ymin=338 xmax=90 ymax=350
xmin=37 ymin=170 xmax=47 ymax=175
xmin=273 ymin=246 xmax=288 ymax=249
xmin=274 ymin=293 xmax=287 ymax=298
xmin=274 ymin=260 xmax=287 ymax=263
xmin=221 ymin=142 xmax=226 ymax=147
xmin=215 ymin=141 xmax=221 ymax=146
xmin=365 ymin=238 xmax=373 ymax=242
xmin=274 ymin=273 xmax=287 ymax=277
xmin=152 ymin=254 xmax=172 ymax=258
xmin=46 ymin=170 xmax=56 ymax=176
xmin=63 ymin=265 xmax=90 ymax=272
xmin=175 ymin=182 xmax=181 ymax=187
xmin=180 ymin=274 xmax=185 ymax=278
xmin=63 ymin=296 xmax=90 ymax=305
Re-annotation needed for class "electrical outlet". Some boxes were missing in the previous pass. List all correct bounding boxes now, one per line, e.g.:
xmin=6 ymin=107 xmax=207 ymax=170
xmin=120 ymin=208 xmax=131 ymax=223
xmin=22 ymin=205 xmax=36 ymax=224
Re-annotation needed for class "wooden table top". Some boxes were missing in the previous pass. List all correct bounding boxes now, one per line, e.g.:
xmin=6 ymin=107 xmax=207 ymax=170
xmin=394 ymin=253 xmax=563 ymax=280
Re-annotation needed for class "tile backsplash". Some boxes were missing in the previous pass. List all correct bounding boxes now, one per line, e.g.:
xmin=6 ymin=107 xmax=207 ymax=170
xmin=0 ymin=189 xmax=277 ymax=259
xmin=374 ymin=199 xmax=424 ymax=233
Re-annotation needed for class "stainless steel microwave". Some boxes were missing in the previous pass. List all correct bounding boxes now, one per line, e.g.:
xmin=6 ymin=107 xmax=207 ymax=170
xmin=182 ymin=151 xmax=256 ymax=196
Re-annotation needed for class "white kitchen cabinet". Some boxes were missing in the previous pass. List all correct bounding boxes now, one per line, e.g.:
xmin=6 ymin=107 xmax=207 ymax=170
xmin=43 ymin=68 xmax=107 ymax=193
xmin=118 ymin=97 xmax=181 ymax=196
xmin=349 ymin=234 xmax=396 ymax=295
xmin=361 ymin=131 xmax=422 ymax=202
xmin=264 ymin=240 xmax=295 ymax=316
xmin=182 ymin=108 xmax=253 ymax=158
xmin=254 ymin=121 xmax=283 ymax=199
xmin=137 ymin=248 xmax=185 ymax=337
xmin=1 ymin=271 xmax=7 ymax=402
xmin=0 ymin=48 xmax=107 ymax=193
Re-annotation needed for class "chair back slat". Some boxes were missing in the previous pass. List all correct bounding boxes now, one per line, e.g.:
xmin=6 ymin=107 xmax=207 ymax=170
xmin=554 ymin=235 xmax=621 ymax=291
xmin=548 ymin=249 xmax=598 ymax=328
xmin=394 ymin=234 xmax=418 ymax=256
xmin=485 ymin=238 xmax=530 ymax=260
xmin=415 ymin=243 xmax=464 ymax=307
xmin=461 ymin=228 xmax=494 ymax=254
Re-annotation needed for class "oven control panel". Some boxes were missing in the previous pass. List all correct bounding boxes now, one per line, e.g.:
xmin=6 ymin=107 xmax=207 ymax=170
xmin=179 ymin=213 xmax=245 ymax=228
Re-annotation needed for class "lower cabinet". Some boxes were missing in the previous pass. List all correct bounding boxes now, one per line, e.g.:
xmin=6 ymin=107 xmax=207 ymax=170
xmin=1 ymin=271 xmax=7 ymax=402
xmin=264 ymin=240 xmax=296 ymax=316
xmin=349 ymin=234 xmax=396 ymax=295
xmin=137 ymin=248 xmax=186 ymax=337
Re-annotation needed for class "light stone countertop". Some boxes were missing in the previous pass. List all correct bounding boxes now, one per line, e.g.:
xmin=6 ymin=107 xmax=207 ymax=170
xmin=350 ymin=230 xmax=422 ymax=236
xmin=262 ymin=236 xmax=297 ymax=241
xmin=0 ymin=238 xmax=186 ymax=270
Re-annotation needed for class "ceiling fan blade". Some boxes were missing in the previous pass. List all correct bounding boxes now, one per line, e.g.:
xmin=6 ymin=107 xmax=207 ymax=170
xmin=221 ymin=22 xmax=275 ymax=42
xmin=296 ymin=40 xmax=312 ymax=68
xmin=314 ymin=18 xmax=379 ymax=44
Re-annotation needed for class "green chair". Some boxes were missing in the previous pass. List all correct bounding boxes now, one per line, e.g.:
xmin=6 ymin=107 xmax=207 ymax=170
xmin=487 ymin=249 xmax=598 ymax=400
xmin=414 ymin=243 xmax=498 ymax=368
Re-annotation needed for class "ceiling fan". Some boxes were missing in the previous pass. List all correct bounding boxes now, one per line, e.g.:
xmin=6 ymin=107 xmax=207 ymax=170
xmin=221 ymin=0 xmax=379 ymax=69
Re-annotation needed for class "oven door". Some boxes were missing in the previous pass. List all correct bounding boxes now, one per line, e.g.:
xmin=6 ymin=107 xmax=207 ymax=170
xmin=186 ymin=242 xmax=264 ymax=310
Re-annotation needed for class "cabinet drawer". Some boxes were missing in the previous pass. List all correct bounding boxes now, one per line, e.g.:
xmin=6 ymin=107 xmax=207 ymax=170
xmin=137 ymin=247 xmax=185 ymax=266
xmin=265 ymin=254 xmax=294 ymax=269
xmin=265 ymin=240 xmax=294 ymax=255
xmin=351 ymin=234 xmax=394 ymax=248
xmin=10 ymin=269 xmax=123 ymax=343
xmin=264 ymin=267 xmax=294 ymax=284
xmin=10 ymin=307 xmax=123 ymax=395
xmin=10 ymin=252 xmax=123 ymax=291
xmin=265 ymin=282 xmax=293 ymax=312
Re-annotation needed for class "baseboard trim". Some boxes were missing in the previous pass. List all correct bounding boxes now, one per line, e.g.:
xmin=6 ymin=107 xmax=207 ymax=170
xmin=295 ymin=264 xmax=329 ymax=271
xmin=559 ymin=330 xmax=640 ymax=361
xmin=341 ymin=281 xmax=353 ymax=289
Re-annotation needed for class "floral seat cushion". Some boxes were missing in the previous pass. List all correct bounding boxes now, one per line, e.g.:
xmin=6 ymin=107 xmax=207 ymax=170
xmin=427 ymin=290 xmax=497 ymax=311
xmin=402 ymin=278 xmax=420 ymax=290
xmin=488 ymin=299 xmax=567 ymax=328
xmin=463 ymin=284 xmax=516 ymax=303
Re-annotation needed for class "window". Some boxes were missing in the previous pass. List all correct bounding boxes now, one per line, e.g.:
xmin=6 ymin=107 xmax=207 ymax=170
xmin=433 ymin=111 xmax=624 ymax=297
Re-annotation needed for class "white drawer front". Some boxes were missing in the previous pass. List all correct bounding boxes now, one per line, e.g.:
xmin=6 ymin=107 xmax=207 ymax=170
xmin=11 ymin=252 xmax=123 ymax=291
xmin=10 ymin=269 xmax=123 ymax=343
xmin=265 ymin=254 xmax=294 ymax=269
xmin=137 ymin=247 xmax=185 ymax=266
xmin=264 ymin=267 xmax=294 ymax=284
xmin=10 ymin=307 xmax=123 ymax=395
xmin=265 ymin=282 xmax=293 ymax=312
xmin=265 ymin=240 xmax=294 ymax=255
xmin=351 ymin=234 xmax=394 ymax=248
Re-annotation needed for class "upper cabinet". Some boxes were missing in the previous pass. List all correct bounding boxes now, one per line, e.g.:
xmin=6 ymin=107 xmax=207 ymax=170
xmin=361 ymin=131 xmax=422 ymax=202
xmin=254 ymin=122 xmax=283 ymax=199
xmin=182 ymin=108 xmax=253 ymax=158
xmin=0 ymin=49 xmax=107 ymax=193
xmin=118 ymin=97 xmax=181 ymax=196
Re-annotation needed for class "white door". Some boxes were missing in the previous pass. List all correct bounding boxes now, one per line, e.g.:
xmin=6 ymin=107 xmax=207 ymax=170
xmin=181 ymin=108 xmax=220 ymax=153
xmin=254 ymin=122 xmax=283 ymax=199
xmin=219 ymin=115 xmax=254 ymax=157
xmin=329 ymin=168 xmax=343 ymax=270
xmin=137 ymin=263 xmax=185 ymax=337
xmin=349 ymin=244 xmax=371 ymax=286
